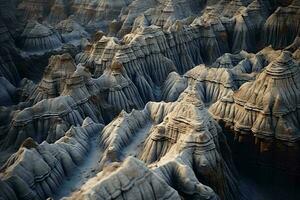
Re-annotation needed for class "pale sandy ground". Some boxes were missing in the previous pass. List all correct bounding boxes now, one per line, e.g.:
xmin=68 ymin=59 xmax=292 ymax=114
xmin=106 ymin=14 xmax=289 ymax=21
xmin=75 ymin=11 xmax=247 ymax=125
xmin=52 ymin=123 xmax=152 ymax=199
xmin=53 ymin=135 xmax=102 ymax=199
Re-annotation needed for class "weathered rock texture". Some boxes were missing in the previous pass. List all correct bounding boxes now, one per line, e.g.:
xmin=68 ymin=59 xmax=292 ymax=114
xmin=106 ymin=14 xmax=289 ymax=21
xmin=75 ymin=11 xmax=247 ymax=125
xmin=21 ymin=21 xmax=63 ymax=54
xmin=67 ymin=156 xmax=219 ymax=200
xmin=161 ymin=47 xmax=277 ymax=103
xmin=264 ymin=0 xmax=300 ymax=49
xmin=0 ymin=118 xmax=103 ymax=200
xmin=209 ymin=51 xmax=300 ymax=173
xmin=97 ymin=89 xmax=242 ymax=199
xmin=0 ymin=0 xmax=299 ymax=199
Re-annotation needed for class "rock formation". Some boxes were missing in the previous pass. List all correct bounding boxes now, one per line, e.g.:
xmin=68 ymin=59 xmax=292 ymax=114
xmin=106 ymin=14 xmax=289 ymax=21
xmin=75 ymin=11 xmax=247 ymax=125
xmin=264 ymin=0 xmax=300 ymax=49
xmin=21 ymin=21 xmax=63 ymax=54
xmin=55 ymin=17 xmax=89 ymax=47
xmin=161 ymin=46 xmax=286 ymax=104
xmin=97 ymin=89 xmax=242 ymax=199
xmin=0 ymin=0 xmax=300 ymax=199
xmin=67 ymin=156 xmax=219 ymax=200
xmin=209 ymin=51 xmax=300 ymax=173
xmin=0 ymin=118 xmax=103 ymax=200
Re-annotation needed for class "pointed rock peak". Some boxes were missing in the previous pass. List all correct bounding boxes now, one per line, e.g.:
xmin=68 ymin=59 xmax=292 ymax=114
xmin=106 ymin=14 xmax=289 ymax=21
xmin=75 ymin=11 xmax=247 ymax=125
xmin=247 ymin=0 xmax=262 ymax=10
xmin=265 ymin=51 xmax=298 ymax=77
xmin=82 ymin=117 xmax=95 ymax=127
xmin=178 ymin=88 xmax=205 ymax=108
xmin=65 ymin=126 xmax=77 ymax=137
xmin=93 ymin=30 xmax=105 ymax=42
xmin=61 ymin=53 xmax=73 ymax=62
xmin=169 ymin=20 xmax=184 ymax=32
xmin=110 ymin=60 xmax=123 ymax=71
xmin=21 ymin=137 xmax=38 ymax=149
xmin=277 ymin=51 xmax=293 ymax=63
xmin=27 ymin=22 xmax=53 ymax=37
xmin=180 ymin=129 xmax=215 ymax=150
xmin=117 ymin=110 xmax=129 ymax=119
xmin=73 ymin=64 xmax=92 ymax=79
xmin=236 ymin=6 xmax=248 ymax=17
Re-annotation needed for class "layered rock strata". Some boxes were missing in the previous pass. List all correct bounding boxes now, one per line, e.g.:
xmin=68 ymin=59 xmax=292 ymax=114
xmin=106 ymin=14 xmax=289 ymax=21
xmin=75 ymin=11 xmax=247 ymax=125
xmin=67 ymin=156 xmax=219 ymax=200
xmin=0 ymin=118 xmax=103 ymax=200
xmin=21 ymin=21 xmax=63 ymax=54
xmin=98 ymin=89 xmax=242 ymax=199
xmin=209 ymin=51 xmax=300 ymax=173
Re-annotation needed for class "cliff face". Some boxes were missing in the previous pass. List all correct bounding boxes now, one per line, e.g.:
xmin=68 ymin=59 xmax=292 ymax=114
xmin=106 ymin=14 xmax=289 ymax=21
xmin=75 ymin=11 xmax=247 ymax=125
xmin=209 ymin=50 xmax=300 ymax=173
xmin=97 ymin=89 xmax=242 ymax=200
xmin=0 ymin=118 xmax=103 ymax=200
xmin=0 ymin=0 xmax=300 ymax=199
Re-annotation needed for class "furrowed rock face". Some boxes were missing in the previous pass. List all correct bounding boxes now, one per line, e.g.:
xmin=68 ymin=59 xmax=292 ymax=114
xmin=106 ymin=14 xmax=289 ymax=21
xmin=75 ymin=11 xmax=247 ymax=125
xmin=209 ymin=51 xmax=300 ymax=172
xmin=162 ymin=47 xmax=281 ymax=103
xmin=0 ymin=118 xmax=103 ymax=200
xmin=0 ymin=77 xmax=17 ymax=106
xmin=0 ymin=0 xmax=18 ymax=36
xmin=47 ymin=0 xmax=69 ymax=24
xmin=98 ymin=89 xmax=242 ymax=199
xmin=70 ymin=0 xmax=132 ymax=31
xmin=117 ymin=0 xmax=206 ymax=36
xmin=28 ymin=53 xmax=77 ymax=103
xmin=67 ymin=156 xmax=219 ymax=200
xmin=0 ymin=55 xmax=106 ymax=151
xmin=1 ymin=0 xmax=300 ymax=199
xmin=0 ymin=46 xmax=21 ymax=86
xmin=264 ymin=0 xmax=300 ymax=49
xmin=21 ymin=21 xmax=63 ymax=54
xmin=0 ymin=12 xmax=21 ymax=87
xmin=55 ymin=17 xmax=89 ymax=47
xmin=17 ymin=0 xmax=55 ymax=21
xmin=96 ymin=60 xmax=145 ymax=113
xmin=1 ymin=96 xmax=86 ymax=151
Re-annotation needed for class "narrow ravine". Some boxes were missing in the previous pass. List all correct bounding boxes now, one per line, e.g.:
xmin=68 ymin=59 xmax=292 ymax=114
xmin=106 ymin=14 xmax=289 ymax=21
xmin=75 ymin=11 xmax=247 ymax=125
xmin=53 ymin=135 xmax=103 ymax=199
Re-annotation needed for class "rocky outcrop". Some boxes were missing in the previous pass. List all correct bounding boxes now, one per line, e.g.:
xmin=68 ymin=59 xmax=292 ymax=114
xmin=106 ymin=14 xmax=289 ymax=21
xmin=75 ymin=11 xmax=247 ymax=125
xmin=28 ymin=54 xmax=76 ymax=103
xmin=17 ymin=0 xmax=55 ymax=21
xmin=264 ymin=0 xmax=300 ymax=49
xmin=98 ymin=89 xmax=242 ymax=199
xmin=67 ymin=156 xmax=219 ymax=200
xmin=210 ymin=50 xmax=300 ymax=144
xmin=55 ymin=17 xmax=89 ymax=47
xmin=0 ymin=77 xmax=16 ymax=106
xmin=0 ymin=118 xmax=103 ymax=200
xmin=1 ymin=0 xmax=300 ymax=199
xmin=209 ymin=51 xmax=300 ymax=172
xmin=162 ymin=47 xmax=282 ymax=103
xmin=47 ymin=0 xmax=69 ymax=24
xmin=95 ymin=60 xmax=145 ymax=113
xmin=21 ymin=21 xmax=63 ymax=54
xmin=0 ymin=96 xmax=84 ymax=151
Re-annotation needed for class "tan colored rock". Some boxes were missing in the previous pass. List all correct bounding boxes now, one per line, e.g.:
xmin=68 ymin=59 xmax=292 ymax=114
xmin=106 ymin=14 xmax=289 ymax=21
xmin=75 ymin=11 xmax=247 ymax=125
xmin=98 ymin=88 xmax=241 ymax=199
xmin=210 ymin=51 xmax=300 ymax=143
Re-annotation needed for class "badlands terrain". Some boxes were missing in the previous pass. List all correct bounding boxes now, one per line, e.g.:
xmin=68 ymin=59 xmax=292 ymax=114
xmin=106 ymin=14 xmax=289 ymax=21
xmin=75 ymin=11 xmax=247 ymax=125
xmin=0 ymin=0 xmax=300 ymax=199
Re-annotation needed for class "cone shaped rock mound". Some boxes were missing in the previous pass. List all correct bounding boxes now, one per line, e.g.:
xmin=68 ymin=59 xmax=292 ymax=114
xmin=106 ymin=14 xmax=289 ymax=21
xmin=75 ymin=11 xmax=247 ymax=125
xmin=0 ymin=0 xmax=300 ymax=200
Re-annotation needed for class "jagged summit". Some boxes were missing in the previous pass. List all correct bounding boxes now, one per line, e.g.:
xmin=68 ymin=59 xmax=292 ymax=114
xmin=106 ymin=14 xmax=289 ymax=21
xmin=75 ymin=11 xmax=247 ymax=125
xmin=0 ymin=1 xmax=300 ymax=199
